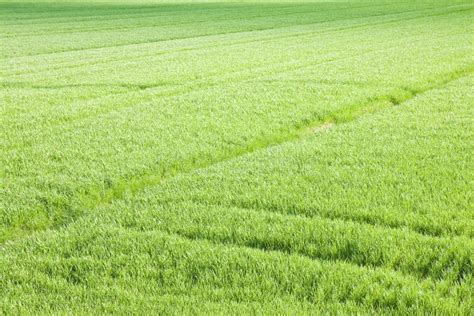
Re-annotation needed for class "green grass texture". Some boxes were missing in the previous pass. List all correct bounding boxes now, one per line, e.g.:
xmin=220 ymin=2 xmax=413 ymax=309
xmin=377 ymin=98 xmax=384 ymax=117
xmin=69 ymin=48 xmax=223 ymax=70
xmin=1 ymin=0 xmax=473 ymax=314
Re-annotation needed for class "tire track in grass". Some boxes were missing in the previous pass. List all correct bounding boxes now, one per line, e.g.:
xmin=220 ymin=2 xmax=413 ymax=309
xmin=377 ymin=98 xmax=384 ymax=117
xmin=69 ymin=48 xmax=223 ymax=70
xmin=118 ymin=225 xmax=444 ymax=284
xmin=5 ymin=26 xmax=466 ymax=139
xmin=3 ymin=222 xmax=467 ymax=313
xmin=2 ymin=5 xmax=371 ymax=37
xmin=104 ymin=68 xmax=470 ymax=195
xmin=1 ymin=11 xmax=409 ymax=76
xmin=3 ymin=5 xmax=470 ymax=77
xmin=2 ymin=17 xmax=472 ymax=243
xmin=1 ymin=31 xmax=404 ymax=133
xmin=143 ymin=225 xmax=473 ymax=295
xmin=0 ymin=1 xmax=394 ymax=27
xmin=44 ymin=66 xmax=471 ymax=242
xmin=183 ymin=189 xmax=472 ymax=240
xmin=5 ymin=4 xmax=471 ymax=59
xmin=2 ymin=66 xmax=471 ymax=244
xmin=0 ymin=5 xmax=430 ymax=74
xmin=0 ymin=0 xmax=414 ymax=34
xmin=0 ymin=3 xmax=284 ymax=26
xmin=5 ymin=1 xmax=453 ymax=38
xmin=4 ymin=13 xmax=470 ymax=124
xmin=0 ymin=3 xmax=295 ymax=23
xmin=98 ymin=196 xmax=473 ymax=284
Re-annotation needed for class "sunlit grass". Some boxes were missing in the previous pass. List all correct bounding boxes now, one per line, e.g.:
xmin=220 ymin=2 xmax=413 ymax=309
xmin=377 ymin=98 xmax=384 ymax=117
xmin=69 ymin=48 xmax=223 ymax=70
xmin=0 ymin=0 xmax=472 ymax=313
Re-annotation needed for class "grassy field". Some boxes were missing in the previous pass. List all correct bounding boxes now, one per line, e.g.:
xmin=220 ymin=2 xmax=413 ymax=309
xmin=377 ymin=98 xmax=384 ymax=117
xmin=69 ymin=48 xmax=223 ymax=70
xmin=1 ymin=0 xmax=473 ymax=313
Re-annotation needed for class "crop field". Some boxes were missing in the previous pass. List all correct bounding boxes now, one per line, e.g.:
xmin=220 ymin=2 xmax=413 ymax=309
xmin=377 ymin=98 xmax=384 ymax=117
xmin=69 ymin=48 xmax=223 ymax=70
xmin=1 ymin=0 xmax=473 ymax=314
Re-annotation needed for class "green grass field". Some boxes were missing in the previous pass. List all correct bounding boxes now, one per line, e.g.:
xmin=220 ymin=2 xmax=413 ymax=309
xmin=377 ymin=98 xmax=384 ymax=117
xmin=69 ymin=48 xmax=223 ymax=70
xmin=1 ymin=0 xmax=473 ymax=313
